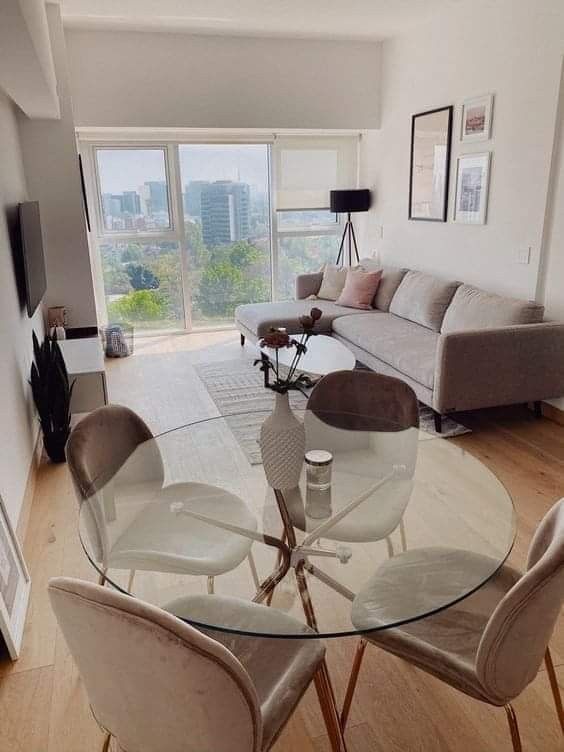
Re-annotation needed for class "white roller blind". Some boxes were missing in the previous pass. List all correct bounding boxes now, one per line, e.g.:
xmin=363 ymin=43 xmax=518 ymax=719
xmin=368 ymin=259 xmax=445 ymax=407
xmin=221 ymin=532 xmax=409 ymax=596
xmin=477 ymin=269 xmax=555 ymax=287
xmin=274 ymin=136 xmax=358 ymax=211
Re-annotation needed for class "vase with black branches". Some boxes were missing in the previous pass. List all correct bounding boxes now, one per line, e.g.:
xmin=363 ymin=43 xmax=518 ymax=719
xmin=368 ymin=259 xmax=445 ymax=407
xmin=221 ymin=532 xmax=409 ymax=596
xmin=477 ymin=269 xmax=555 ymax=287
xmin=255 ymin=307 xmax=322 ymax=490
xmin=30 ymin=331 xmax=74 ymax=463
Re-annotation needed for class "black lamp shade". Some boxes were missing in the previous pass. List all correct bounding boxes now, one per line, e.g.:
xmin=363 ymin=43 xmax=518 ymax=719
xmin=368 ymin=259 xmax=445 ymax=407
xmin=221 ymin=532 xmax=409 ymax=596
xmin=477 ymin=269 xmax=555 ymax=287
xmin=330 ymin=189 xmax=371 ymax=214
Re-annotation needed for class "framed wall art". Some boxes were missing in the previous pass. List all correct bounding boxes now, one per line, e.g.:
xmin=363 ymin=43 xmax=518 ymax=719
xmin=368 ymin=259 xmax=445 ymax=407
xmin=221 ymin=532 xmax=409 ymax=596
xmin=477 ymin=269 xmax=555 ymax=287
xmin=409 ymin=105 xmax=453 ymax=222
xmin=0 ymin=494 xmax=31 ymax=659
xmin=461 ymin=94 xmax=494 ymax=143
xmin=454 ymin=152 xmax=492 ymax=225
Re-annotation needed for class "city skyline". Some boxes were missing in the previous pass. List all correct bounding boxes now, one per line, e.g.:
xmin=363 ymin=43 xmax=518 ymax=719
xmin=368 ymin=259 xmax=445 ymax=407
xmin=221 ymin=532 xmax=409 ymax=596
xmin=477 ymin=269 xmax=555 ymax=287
xmin=96 ymin=144 xmax=269 ymax=195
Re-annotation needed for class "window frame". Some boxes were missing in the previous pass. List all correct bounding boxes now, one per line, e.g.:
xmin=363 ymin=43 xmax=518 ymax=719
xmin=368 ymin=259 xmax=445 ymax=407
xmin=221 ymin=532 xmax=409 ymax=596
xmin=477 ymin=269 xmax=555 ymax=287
xmin=80 ymin=132 xmax=358 ymax=331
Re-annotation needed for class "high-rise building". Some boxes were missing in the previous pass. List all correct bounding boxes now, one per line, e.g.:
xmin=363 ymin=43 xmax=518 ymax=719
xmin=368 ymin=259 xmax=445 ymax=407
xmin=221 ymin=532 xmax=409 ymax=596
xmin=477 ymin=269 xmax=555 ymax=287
xmin=141 ymin=181 xmax=168 ymax=215
xmin=200 ymin=181 xmax=250 ymax=248
xmin=121 ymin=191 xmax=141 ymax=214
xmin=184 ymin=180 xmax=209 ymax=218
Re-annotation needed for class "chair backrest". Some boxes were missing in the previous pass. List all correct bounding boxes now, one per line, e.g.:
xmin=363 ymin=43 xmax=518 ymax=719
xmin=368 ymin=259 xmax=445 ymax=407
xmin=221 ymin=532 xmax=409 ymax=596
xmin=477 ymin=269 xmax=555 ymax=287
xmin=67 ymin=405 xmax=158 ymax=499
xmin=67 ymin=405 xmax=163 ymax=564
xmin=307 ymin=370 xmax=419 ymax=432
xmin=476 ymin=498 xmax=564 ymax=703
xmin=48 ymin=577 xmax=262 ymax=752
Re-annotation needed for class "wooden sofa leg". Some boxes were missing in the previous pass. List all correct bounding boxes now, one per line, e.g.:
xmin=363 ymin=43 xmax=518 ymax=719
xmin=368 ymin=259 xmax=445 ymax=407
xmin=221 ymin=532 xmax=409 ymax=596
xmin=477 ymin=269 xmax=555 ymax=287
xmin=433 ymin=411 xmax=443 ymax=434
xmin=240 ymin=333 xmax=245 ymax=346
xmin=533 ymin=401 xmax=542 ymax=419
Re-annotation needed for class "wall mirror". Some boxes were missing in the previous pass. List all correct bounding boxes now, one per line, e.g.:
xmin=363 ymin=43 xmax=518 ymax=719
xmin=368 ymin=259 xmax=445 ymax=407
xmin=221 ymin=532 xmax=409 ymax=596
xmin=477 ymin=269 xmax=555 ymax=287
xmin=409 ymin=106 xmax=453 ymax=221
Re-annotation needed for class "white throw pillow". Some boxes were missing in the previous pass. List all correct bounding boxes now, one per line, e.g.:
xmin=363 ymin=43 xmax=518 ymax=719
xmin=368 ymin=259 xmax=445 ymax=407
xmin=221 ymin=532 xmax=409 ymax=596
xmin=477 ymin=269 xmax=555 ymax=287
xmin=317 ymin=264 xmax=348 ymax=301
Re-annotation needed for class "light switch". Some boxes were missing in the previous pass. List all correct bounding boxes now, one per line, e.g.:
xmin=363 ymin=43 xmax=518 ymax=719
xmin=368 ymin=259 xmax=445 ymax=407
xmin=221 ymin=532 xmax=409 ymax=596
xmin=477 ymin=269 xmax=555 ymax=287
xmin=517 ymin=247 xmax=531 ymax=264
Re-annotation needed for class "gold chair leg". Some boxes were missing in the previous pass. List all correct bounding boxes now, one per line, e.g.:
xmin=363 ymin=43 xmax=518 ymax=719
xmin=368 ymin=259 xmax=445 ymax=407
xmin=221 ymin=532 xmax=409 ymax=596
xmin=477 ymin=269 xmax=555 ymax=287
xmin=545 ymin=647 xmax=564 ymax=733
xmin=399 ymin=518 xmax=407 ymax=552
xmin=504 ymin=704 xmax=523 ymax=752
xmin=247 ymin=551 xmax=260 ymax=591
xmin=127 ymin=569 xmax=136 ymax=592
xmin=385 ymin=536 xmax=394 ymax=558
xmin=98 ymin=568 xmax=107 ymax=587
xmin=207 ymin=575 xmax=215 ymax=594
xmin=101 ymin=732 xmax=112 ymax=752
xmin=314 ymin=660 xmax=348 ymax=752
xmin=341 ymin=638 xmax=367 ymax=730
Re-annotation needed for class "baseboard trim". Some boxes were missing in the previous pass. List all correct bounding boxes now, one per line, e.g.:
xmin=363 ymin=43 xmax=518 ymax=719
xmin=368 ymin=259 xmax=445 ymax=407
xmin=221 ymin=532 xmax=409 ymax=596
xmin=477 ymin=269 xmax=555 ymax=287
xmin=541 ymin=401 xmax=564 ymax=427
xmin=15 ymin=431 xmax=43 ymax=546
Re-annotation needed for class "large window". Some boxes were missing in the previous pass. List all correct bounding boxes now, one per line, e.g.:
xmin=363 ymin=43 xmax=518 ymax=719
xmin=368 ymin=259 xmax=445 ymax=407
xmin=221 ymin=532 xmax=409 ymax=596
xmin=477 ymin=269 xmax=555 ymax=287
xmin=83 ymin=135 xmax=358 ymax=332
xmin=179 ymin=144 xmax=271 ymax=327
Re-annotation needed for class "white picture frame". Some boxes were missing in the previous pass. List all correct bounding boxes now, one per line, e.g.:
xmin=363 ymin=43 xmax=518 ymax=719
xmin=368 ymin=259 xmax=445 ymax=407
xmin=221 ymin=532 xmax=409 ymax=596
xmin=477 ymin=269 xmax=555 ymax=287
xmin=454 ymin=152 xmax=492 ymax=225
xmin=0 ymin=494 xmax=31 ymax=659
xmin=461 ymin=94 xmax=494 ymax=143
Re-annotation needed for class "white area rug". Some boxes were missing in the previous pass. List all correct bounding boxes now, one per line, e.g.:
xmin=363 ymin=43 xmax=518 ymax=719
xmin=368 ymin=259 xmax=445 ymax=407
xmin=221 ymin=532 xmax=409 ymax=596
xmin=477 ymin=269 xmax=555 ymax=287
xmin=195 ymin=358 xmax=470 ymax=465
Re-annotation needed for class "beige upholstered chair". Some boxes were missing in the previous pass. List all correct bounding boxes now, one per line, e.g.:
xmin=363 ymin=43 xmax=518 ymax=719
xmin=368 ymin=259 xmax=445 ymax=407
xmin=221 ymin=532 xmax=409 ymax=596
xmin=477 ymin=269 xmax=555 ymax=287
xmin=300 ymin=370 xmax=419 ymax=550
xmin=49 ymin=577 xmax=327 ymax=752
xmin=67 ymin=405 xmax=260 ymax=594
xmin=343 ymin=498 xmax=564 ymax=751
xmin=307 ymin=369 xmax=420 ymax=434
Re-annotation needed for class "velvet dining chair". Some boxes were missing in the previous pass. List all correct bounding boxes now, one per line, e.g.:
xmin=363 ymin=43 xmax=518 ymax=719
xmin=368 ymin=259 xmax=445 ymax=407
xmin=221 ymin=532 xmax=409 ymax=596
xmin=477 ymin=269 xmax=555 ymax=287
xmin=343 ymin=498 xmax=564 ymax=751
xmin=67 ymin=404 xmax=260 ymax=594
xmin=301 ymin=369 xmax=420 ymax=553
xmin=48 ymin=577 xmax=327 ymax=752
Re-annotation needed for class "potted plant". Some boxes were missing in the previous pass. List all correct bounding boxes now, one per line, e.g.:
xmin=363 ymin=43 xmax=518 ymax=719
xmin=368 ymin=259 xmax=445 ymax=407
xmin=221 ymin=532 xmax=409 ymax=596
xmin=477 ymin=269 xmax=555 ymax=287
xmin=30 ymin=331 xmax=74 ymax=463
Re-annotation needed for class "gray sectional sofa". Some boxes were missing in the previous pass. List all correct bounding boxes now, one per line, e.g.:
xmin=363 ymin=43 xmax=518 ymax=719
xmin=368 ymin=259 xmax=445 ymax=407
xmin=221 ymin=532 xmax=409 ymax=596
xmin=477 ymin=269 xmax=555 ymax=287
xmin=235 ymin=266 xmax=564 ymax=431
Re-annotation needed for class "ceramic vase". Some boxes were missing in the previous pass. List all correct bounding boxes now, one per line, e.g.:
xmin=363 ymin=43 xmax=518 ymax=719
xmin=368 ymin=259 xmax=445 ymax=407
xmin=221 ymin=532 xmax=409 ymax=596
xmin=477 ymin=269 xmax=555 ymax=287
xmin=260 ymin=391 xmax=305 ymax=490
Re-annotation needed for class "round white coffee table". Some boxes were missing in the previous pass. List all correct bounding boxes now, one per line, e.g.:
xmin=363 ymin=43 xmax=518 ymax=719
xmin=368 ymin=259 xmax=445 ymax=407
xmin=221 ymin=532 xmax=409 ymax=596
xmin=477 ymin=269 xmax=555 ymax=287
xmin=260 ymin=334 xmax=355 ymax=378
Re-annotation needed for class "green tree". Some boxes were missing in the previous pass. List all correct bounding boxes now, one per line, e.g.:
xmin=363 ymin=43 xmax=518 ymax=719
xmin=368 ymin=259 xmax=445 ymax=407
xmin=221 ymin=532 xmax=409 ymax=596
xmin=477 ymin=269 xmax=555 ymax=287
xmin=194 ymin=241 xmax=270 ymax=319
xmin=107 ymin=289 xmax=167 ymax=323
xmin=126 ymin=263 xmax=160 ymax=290
xmin=103 ymin=265 xmax=131 ymax=295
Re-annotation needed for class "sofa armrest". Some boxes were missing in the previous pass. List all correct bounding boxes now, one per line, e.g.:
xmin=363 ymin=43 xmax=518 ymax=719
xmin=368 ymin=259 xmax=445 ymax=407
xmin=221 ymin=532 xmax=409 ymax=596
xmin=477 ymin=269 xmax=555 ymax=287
xmin=434 ymin=323 xmax=564 ymax=413
xmin=296 ymin=272 xmax=323 ymax=300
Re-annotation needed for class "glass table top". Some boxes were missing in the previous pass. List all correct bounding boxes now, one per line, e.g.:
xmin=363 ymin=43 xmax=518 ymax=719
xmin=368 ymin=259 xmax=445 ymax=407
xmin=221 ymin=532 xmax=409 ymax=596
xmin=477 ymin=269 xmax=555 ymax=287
xmin=78 ymin=409 xmax=516 ymax=639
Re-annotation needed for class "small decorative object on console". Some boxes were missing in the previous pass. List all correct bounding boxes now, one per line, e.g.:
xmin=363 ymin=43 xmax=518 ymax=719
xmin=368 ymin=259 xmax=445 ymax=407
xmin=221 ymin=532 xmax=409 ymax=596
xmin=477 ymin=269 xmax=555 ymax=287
xmin=256 ymin=307 xmax=322 ymax=490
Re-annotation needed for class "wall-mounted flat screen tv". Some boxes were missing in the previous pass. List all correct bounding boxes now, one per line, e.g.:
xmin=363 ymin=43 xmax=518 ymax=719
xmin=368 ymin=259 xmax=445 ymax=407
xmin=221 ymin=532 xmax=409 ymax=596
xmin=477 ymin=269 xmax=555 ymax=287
xmin=19 ymin=201 xmax=47 ymax=317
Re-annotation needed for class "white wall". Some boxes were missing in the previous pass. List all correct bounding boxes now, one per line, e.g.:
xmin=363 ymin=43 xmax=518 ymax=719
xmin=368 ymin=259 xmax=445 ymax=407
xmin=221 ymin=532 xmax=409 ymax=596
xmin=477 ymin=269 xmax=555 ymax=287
xmin=0 ymin=0 xmax=59 ymax=118
xmin=64 ymin=29 xmax=381 ymax=130
xmin=17 ymin=3 xmax=98 ymax=328
xmin=0 ymin=88 xmax=43 ymax=528
xmin=539 ymin=62 xmax=564 ymax=409
xmin=358 ymin=0 xmax=564 ymax=302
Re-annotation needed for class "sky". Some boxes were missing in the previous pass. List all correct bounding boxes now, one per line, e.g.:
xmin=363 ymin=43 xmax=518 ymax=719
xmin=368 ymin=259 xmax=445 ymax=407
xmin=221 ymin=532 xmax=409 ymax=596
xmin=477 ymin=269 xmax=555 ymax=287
xmin=96 ymin=144 xmax=269 ymax=195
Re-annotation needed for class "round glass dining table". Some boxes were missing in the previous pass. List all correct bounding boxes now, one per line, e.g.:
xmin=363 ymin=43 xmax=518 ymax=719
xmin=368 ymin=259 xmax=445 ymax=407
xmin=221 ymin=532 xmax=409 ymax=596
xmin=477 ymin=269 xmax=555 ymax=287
xmin=78 ymin=408 xmax=516 ymax=640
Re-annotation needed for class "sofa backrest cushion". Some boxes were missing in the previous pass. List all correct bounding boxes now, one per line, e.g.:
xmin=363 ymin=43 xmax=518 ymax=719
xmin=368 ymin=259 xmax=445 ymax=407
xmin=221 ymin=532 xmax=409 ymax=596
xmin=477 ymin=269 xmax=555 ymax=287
xmin=441 ymin=284 xmax=545 ymax=333
xmin=390 ymin=271 xmax=460 ymax=331
xmin=358 ymin=259 xmax=408 ymax=311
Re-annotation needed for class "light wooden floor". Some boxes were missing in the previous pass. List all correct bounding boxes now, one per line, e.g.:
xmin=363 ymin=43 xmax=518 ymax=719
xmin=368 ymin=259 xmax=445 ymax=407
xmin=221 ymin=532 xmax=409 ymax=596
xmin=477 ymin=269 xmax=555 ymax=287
xmin=1 ymin=330 xmax=563 ymax=752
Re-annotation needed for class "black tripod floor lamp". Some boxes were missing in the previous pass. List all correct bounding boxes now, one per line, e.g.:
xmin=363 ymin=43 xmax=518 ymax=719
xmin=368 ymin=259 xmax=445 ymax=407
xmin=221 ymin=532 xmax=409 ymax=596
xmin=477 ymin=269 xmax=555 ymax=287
xmin=330 ymin=189 xmax=371 ymax=266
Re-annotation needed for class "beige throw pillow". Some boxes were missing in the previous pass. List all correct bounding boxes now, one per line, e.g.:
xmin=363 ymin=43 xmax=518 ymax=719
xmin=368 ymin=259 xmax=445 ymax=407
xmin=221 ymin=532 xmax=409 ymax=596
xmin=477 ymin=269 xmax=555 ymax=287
xmin=317 ymin=264 xmax=348 ymax=301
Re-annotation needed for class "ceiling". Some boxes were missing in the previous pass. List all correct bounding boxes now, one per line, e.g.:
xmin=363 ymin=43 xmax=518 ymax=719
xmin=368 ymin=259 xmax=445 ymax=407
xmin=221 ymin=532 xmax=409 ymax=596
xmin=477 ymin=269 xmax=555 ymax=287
xmin=57 ymin=0 xmax=458 ymax=40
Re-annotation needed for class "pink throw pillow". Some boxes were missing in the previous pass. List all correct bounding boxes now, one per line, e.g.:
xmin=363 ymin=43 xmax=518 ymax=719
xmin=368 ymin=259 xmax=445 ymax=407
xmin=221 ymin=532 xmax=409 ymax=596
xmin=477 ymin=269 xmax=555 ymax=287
xmin=336 ymin=268 xmax=382 ymax=310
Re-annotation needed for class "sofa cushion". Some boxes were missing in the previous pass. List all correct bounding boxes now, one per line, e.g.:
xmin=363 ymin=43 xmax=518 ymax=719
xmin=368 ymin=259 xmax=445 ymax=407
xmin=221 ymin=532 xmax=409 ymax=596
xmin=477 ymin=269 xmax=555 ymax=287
xmin=358 ymin=260 xmax=408 ymax=311
xmin=317 ymin=264 xmax=348 ymax=301
xmin=441 ymin=284 xmax=545 ymax=333
xmin=235 ymin=300 xmax=376 ymax=338
xmin=332 ymin=313 xmax=438 ymax=389
xmin=336 ymin=268 xmax=383 ymax=310
xmin=390 ymin=271 xmax=460 ymax=332
xmin=375 ymin=267 xmax=409 ymax=311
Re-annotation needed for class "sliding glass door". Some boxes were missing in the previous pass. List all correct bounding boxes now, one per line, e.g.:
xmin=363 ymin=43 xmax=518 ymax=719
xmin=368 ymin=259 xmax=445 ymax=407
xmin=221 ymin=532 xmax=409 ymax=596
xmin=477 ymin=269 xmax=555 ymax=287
xmin=84 ymin=135 xmax=355 ymax=333
xmin=178 ymin=144 xmax=271 ymax=328
xmin=94 ymin=147 xmax=185 ymax=331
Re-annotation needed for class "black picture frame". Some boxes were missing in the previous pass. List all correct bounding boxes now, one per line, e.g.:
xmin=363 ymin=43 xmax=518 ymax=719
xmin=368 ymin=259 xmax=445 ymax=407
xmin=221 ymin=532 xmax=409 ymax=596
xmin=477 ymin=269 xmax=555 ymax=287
xmin=408 ymin=105 xmax=453 ymax=222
